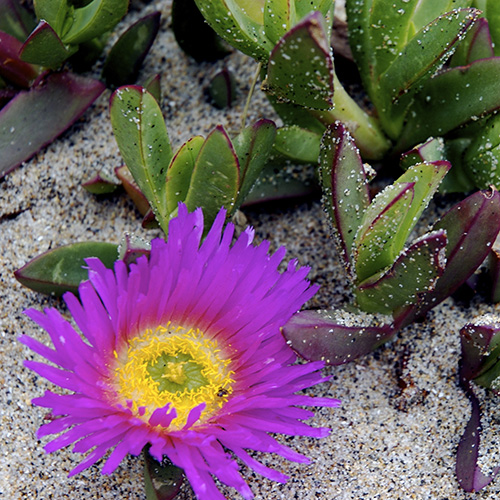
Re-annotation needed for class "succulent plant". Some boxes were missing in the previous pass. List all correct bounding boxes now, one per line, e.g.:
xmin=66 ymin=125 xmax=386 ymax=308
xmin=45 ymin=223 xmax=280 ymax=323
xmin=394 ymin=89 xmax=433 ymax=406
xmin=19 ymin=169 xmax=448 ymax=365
xmin=0 ymin=0 xmax=161 ymax=177
xmin=282 ymin=122 xmax=500 ymax=365
xmin=456 ymin=315 xmax=500 ymax=492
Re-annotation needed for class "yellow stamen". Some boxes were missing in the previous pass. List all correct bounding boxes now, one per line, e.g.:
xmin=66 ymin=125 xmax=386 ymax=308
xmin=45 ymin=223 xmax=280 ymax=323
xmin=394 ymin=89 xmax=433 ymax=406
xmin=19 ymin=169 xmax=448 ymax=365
xmin=113 ymin=323 xmax=234 ymax=430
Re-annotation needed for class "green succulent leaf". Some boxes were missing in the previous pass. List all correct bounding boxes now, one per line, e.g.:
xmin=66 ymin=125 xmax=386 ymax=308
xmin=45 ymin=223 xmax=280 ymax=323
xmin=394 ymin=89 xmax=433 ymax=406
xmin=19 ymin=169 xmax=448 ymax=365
xmin=355 ymin=230 xmax=448 ymax=314
xmin=483 ymin=0 xmax=500 ymax=56
xmin=320 ymin=122 xmax=370 ymax=269
xmin=264 ymin=0 xmax=297 ymax=45
xmin=34 ymin=0 xmax=72 ymax=36
xmin=273 ymin=125 xmax=321 ymax=163
xmin=263 ymin=11 xmax=334 ymax=109
xmin=184 ymin=125 xmax=239 ymax=228
xmin=20 ymin=20 xmax=78 ymax=69
xmin=110 ymin=86 xmax=173 ymax=234
xmin=232 ymin=118 xmax=276 ymax=205
xmin=143 ymin=448 xmax=184 ymax=500
xmin=207 ymin=68 xmax=237 ymax=109
xmin=144 ymin=73 xmax=161 ymax=103
xmin=61 ymin=0 xmax=128 ymax=45
xmin=165 ymin=136 xmax=204 ymax=214
xmin=102 ymin=12 xmax=161 ymax=89
xmin=396 ymin=57 xmax=500 ymax=152
xmin=14 ymin=242 xmax=118 ymax=296
xmin=463 ymin=113 xmax=500 ymax=189
xmin=377 ymin=9 xmax=479 ymax=138
xmin=193 ymin=0 xmax=270 ymax=61
xmin=353 ymin=161 xmax=449 ymax=282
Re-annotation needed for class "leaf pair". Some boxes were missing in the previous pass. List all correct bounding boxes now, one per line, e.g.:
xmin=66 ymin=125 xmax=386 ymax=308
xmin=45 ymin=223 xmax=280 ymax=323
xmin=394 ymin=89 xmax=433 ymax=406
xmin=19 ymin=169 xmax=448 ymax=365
xmin=282 ymin=122 xmax=500 ymax=365
xmin=109 ymin=85 xmax=276 ymax=235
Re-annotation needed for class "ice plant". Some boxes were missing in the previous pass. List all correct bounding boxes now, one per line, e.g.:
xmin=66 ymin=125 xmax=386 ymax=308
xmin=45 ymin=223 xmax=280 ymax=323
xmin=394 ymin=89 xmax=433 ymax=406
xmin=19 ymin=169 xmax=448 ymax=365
xmin=20 ymin=204 xmax=339 ymax=500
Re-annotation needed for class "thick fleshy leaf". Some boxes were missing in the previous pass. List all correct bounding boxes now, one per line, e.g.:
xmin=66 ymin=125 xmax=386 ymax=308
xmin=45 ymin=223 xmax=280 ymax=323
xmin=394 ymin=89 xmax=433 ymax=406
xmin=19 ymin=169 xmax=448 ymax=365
xmin=355 ymin=230 xmax=447 ymax=314
xmin=319 ymin=121 xmax=370 ymax=268
xmin=377 ymin=9 xmax=479 ymax=138
xmin=264 ymin=0 xmax=296 ymax=45
xmin=263 ymin=11 xmax=334 ymax=109
xmin=110 ymin=86 xmax=173 ymax=234
xmin=102 ymin=12 xmax=161 ymax=89
xmin=273 ymin=125 xmax=321 ymax=163
xmin=398 ymin=188 xmax=500 ymax=326
xmin=282 ymin=309 xmax=395 ymax=365
xmin=115 ymin=165 xmax=150 ymax=216
xmin=463 ymin=113 xmax=500 ymax=189
xmin=184 ymin=125 xmax=239 ymax=227
xmin=172 ymin=0 xmax=231 ymax=62
xmin=118 ymin=233 xmax=151 ymax=265
xmin=232 ymin=119 xmax=276 ymax=205
xmin=82 ymin=170 xmax=121 ymax=194
xmin=0 ymin=0 xmax=36 ymax=41
xmin=400 ymin=137 xmax=446 ymax=169
xmin=20 ymin=20 xmax=78 ymax=69
xmin=193 ymin=0 xmax=270 ymax=61
xmin=144 ymin=73 xmax=161 ymax=103
xmin=144 ymin=449 xmax=184 ymax=500
xmin=450 ymin=17 xmax=495 ymax=67
xmin=207 ymin=68 xmax=237 ymax=109
xmin=485 ymin=0 xmax=500 ymax=56
xmin=0 ymin=30 xmax=39 ymax=87
xmin=61 ymin=0 xmax=128 ymax=45
xmin=14 ymin=242 xmax=118 ymax=296
xmin=456 ymin=386 xmax=500 ymax=492
xmin=354 ymin=161 xmax=449 ymax=282
xmin=165 ymin=136 xmax=204 ymax=214
xmin=34 ymin=0 xmax=71 ymax=36
xmin=0 ymin=71 xmax=104 ymax=178
xmin=397 ymin=57 xmax=500 ymax=152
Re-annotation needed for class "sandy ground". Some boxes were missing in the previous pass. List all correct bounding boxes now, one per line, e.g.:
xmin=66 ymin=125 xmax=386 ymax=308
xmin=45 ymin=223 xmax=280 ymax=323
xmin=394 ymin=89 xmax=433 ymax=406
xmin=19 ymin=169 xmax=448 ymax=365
xmin=1 ymin=1 xmax=500 ymax=499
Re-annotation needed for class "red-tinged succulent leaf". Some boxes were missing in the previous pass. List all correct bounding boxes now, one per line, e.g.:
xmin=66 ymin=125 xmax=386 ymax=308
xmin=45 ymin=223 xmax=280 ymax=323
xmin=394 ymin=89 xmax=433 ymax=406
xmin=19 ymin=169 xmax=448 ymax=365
xmin=144 ymin=448 xmax=184 ymax=500
xmin=118 ymin=233 xmax=151 ymax=265
xmin=144 ymin=73 xmax=161 ymax=103
xmin=83 ymin=170 xmax=121 ymax=194
xmin=0 ymin=0 xmax=36 ymax=41
xmin=320 ymin=121 xmax=370 ymax=270
xmin=355 ymin=230 xmax=448 ymax=315
xmin=0 ymin=30 xmax=39 ymax=88
xmin=20 ymin=20 xmax=78 ymax=69
xmin=0 ymin=71 xmax=104 ymax=178
xmin=0 ymin=88 xmax=17 ymax=109
xmin=450 ymin=18 xmax=495 ymax=67
xmin=263 ymin=11 xmax=334 ymax=110
xmin=102 ymin=12 xmax=161 ymax=89
xmin=456 ymin=386 xmax=500 ymax=492
xmin=281 ymin=309 xmax=395 ymax=366
xmin=400 ymin=137 xmax=446 ymax=169
xmin=398 ymin=188 xmax=500 ymax=326
xmin=115 ymin=165 xmax=151 ymax=216
xmin=142 ymin=209 xmax=159 ymax=229
xmin=14 ymin=242 xmax=118 ymax=296
xmin=397 ymin=57 xmax=500 ymax=152
xmin=207 ymin=68 xmax=237 ymax=109
xmin=184 ymin=125 xmax=239 ymax=229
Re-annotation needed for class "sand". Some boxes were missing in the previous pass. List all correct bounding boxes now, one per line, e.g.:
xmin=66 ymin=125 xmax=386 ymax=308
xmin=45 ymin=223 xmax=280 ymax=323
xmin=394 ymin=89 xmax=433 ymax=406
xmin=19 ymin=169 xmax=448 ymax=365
xmin=1 ymin=1 xmax=500 ymax=498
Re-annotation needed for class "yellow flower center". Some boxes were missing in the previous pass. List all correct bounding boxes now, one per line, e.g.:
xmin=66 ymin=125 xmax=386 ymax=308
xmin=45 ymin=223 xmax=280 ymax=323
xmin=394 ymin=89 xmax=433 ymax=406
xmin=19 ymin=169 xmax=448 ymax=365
xmin=113 ymin=324 xmax=234 ymax=429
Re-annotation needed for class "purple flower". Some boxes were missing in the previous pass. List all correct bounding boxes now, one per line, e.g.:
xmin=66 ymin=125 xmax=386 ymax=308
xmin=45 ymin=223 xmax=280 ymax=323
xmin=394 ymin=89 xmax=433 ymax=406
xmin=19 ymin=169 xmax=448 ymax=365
xmin=20 ymin=204 xmax=339 ymax=499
